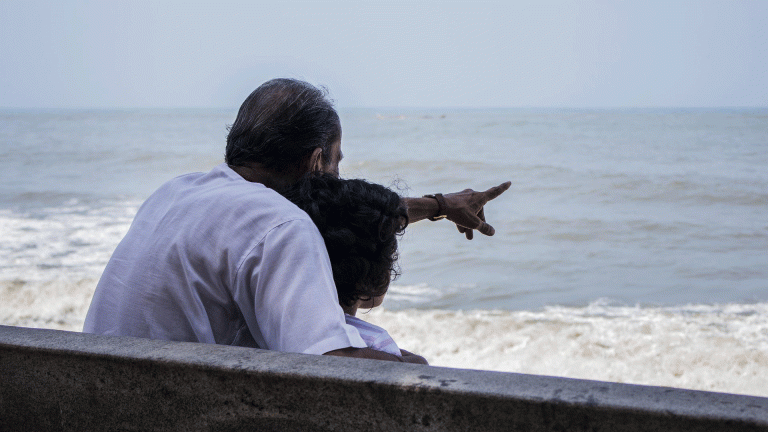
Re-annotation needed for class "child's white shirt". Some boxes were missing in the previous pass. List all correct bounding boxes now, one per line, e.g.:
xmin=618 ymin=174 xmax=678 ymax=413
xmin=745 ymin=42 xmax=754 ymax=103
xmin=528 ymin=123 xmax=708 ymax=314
xmin=344 ymin=314 xmax=402 ymax=357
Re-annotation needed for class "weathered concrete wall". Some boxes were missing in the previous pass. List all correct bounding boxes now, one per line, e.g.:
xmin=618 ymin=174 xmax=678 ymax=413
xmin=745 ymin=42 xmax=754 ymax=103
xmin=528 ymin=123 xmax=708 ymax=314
xmin=1 ymin=325 xmax=767 ymax=431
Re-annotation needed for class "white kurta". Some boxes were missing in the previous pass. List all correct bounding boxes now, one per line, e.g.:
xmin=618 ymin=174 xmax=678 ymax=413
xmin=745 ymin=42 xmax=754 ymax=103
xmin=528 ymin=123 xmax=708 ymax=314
xmin=83 ymin=163 xmax=365 ymax=355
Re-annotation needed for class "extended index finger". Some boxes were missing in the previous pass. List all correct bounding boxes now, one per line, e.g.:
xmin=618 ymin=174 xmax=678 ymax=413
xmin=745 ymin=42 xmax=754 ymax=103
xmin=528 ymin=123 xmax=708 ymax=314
xmin=483 ymin=181 xmax=512 ymax=202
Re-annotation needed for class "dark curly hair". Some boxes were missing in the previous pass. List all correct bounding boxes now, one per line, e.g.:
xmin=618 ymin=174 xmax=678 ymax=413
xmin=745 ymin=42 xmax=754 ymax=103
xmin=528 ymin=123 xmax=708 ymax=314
xmin=282 ymin=174 xmax=408 ymax=307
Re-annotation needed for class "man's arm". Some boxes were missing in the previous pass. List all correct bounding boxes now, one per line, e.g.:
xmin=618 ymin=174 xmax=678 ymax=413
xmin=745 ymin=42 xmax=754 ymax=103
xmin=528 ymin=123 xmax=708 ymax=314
xmin=239 ymin=218 xmax=372 ymax=354
xmin=403 ymin=181 xmax=512 ymax=240
xmin=324 ymin=347 xmax=429 ymax=365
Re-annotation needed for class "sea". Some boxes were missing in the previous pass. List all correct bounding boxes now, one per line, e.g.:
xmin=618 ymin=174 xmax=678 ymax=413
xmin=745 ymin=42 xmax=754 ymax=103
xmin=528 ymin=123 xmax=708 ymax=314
xmin=1 ymin=107 xmax=767 ymax=397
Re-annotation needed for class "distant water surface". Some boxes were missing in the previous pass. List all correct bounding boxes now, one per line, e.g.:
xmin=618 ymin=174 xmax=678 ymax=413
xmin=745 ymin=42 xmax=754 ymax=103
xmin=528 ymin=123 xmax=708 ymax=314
xmin=340 ymin=108 xmax=768 ymax=310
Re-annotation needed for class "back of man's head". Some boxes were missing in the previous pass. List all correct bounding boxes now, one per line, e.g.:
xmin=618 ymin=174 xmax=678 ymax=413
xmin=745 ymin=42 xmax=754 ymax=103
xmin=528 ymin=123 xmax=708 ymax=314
xmin=225 ymin=78 xmax=340 ymax=173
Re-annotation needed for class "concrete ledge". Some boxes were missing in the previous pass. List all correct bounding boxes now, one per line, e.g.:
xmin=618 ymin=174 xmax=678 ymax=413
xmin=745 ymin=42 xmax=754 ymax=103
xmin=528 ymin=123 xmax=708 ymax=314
xmin=1 ymin=325 xmax=767 ymax=431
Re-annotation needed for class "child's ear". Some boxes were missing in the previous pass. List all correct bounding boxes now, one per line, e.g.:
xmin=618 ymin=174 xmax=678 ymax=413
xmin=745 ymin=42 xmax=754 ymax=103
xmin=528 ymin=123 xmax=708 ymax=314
xmin=371 ymin=295 xmax=385 ymax=308
xmin=358 ymin=296 xmax=383 ymax=310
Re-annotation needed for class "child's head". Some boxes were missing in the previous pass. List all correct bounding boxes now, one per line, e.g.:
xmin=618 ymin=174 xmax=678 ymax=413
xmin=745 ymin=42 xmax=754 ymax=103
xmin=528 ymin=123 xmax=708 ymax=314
xmin=282 ymin=174 xmax=408 ymax=309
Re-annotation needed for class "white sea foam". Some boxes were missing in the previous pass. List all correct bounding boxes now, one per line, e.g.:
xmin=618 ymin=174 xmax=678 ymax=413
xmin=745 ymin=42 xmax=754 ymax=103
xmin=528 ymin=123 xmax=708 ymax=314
xmin=0 ymin=200 xmax=135 ymax=330
xmin=356 ymin=301 xmax=768 ymax=397
xmin=0 ymin=201 xmax=136 ymax=281
xmin=1 ymin=277 xmax=97 ymax=330
xmin=9 ymin=279 xmax=765 ymax=399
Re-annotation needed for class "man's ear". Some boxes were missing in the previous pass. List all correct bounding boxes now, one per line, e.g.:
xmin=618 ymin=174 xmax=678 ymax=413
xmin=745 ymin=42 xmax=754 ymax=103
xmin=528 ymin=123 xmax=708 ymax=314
xmin=305 ymin=147 xmax=324 ymax=174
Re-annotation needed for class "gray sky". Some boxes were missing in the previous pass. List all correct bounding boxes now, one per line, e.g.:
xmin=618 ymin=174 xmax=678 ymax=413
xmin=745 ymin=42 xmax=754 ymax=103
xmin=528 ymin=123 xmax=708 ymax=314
xmin=1 ymin=0 xmax=766 ymax=108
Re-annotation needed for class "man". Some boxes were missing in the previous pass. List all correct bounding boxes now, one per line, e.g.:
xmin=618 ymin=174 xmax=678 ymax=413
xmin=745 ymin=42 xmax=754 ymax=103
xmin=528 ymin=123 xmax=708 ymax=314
xmin=83 ymin=78 xmax=510 ymax=364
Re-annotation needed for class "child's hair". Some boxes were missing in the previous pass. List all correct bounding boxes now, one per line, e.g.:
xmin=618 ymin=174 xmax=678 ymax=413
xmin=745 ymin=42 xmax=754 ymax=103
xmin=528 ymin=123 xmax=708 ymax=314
xmin=282 ymin=173 xmax=408 ymax=307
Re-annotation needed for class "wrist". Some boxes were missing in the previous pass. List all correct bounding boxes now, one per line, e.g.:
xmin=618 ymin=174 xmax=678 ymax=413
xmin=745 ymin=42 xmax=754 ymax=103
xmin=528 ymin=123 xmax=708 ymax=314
xmin=422 ymin=193 xmax=447 ymax=221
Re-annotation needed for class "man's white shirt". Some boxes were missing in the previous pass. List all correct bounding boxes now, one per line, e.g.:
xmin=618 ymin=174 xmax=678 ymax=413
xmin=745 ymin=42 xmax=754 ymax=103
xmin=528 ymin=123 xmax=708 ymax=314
xmin=83 ymin=163 xmax=366 ymax=354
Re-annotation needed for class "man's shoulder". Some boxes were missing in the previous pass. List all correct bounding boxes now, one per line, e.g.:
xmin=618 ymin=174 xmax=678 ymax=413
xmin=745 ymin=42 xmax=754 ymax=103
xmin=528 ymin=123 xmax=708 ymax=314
xmin=158 ymin=163 xmax=242 ymax=191
xmin=157 ymin=164 xmax=313 ymax=233
xmin=155 ymin=164 xmax=299 ymax=209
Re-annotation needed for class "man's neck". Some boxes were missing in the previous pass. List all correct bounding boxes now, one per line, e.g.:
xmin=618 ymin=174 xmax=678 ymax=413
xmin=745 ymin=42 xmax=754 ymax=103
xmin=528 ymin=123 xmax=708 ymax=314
xmin=230 ymin=164 xmax=300 ymax=192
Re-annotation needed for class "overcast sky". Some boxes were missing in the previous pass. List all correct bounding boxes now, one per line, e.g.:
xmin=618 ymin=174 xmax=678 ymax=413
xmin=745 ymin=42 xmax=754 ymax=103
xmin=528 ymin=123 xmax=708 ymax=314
xmin=1 ymin=0 xmax=766 ymax=108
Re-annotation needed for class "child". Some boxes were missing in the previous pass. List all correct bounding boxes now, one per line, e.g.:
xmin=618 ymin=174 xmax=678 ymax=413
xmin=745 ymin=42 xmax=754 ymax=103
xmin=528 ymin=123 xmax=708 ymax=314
xmin=282 ymin=173 xmax=407 ymax=357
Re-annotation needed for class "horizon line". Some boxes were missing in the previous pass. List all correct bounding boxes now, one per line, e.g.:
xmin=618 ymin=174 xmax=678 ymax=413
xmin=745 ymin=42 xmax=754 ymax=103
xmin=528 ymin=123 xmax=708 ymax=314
xmin=2 ymin=105 xmax=767 ymax=112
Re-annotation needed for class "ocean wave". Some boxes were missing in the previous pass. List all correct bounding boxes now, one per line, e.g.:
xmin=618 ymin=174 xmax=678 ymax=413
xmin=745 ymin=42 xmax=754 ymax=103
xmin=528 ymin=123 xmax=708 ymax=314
xmin=0 ymin=277 xmax=97 ymax=331
xmin=3 ymin=269 xmax=766 ymax=398
xmin=385 ymin=283 xmax=446 ymax=304
xmin=589 ymin=173 xmax=768 ymax=207
xmin=358 ymin=301 xmax=768 ymax=397
xmin=0 ymin=201 xmax=136 ymax=281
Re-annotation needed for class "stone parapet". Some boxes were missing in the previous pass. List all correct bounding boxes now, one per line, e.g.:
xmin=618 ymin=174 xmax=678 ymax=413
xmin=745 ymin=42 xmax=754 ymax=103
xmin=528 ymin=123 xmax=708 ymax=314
xmin=1 ymin=325 xmax=767 ymax=431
